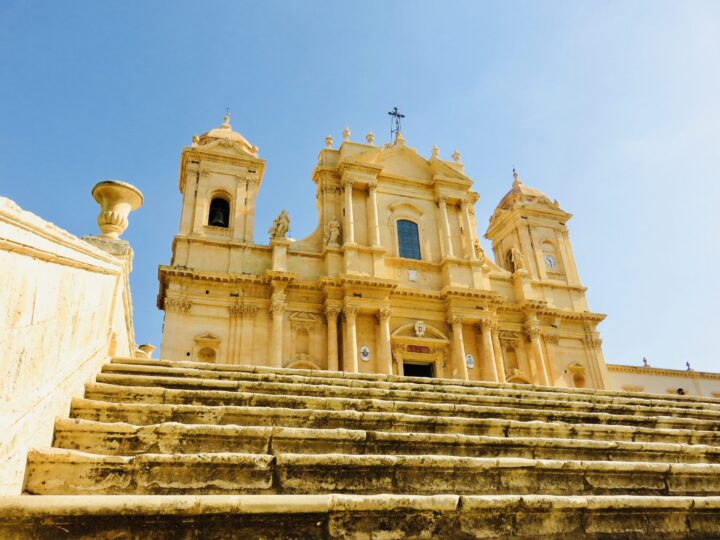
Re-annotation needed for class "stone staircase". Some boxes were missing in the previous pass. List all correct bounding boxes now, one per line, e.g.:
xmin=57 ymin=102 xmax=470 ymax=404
xmin=2 ymin=357 xmax=720 ymax=538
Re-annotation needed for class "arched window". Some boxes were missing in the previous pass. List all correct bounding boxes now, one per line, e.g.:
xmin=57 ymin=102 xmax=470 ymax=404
xmin=208 ymin=197 xmax=230 ymax=228
xmin=397 ymin=220 xmax=421 ymax=260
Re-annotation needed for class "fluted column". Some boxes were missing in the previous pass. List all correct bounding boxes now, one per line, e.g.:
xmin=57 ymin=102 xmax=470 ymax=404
xmin=325 ymin=306 xmax=341 ymax=371
xmin=447 ymin=313 xmax=468 ymax=380
xmin=437 ymin=196 xmax=455 ymax=258
xmin=477 ymin=319 xmax=499 ymax=382
xmin=343 ymin=304 xmax=359 ymax=373
xmin=460 ymin=198 xmax=477 ymax=261
xmin=367 ymin=182 xmax=381 ymax=247
xmin=269 ymin=300 xmax=285 ymax=368
xmin=525 ymin=324 xmax=549 ymax=386
xmin=342 ymin=178 xmax=355 ymax=245
xmin=377 ymin=308 xmax=392 ymax=375
xmin=491 ymin=322 xmax=507 ymax=383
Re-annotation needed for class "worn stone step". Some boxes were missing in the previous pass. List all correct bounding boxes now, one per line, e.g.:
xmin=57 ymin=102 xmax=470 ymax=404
xmin=94 ymin=371 xmax=720 ymax=423
xmin=2 ymin=494 xmax=720 ymax=539
xmin=104 ymin=360 xmax=720 ymax=414
xmin=83 ymin=382 xmax=720 ymax=433
xmin=70 ymin=397 xmax=720 ymax=446
xmin=111 ymin=356 xmax=720 ymax=409
xmin=24 ymin=448 xmax=720 ymax=497
xmin=52 ymin=417 xmax=720 ymax=464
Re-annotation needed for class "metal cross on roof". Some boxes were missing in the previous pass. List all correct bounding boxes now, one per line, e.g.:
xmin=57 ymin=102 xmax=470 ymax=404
xmin=388 ymin=107 xmax=405 ymax=142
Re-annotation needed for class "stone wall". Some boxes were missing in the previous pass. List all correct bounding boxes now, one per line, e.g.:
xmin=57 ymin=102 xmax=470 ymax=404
xmin=607 ymin=363 xmax=720 ymax=398
xmin=0 ymin=196 xmax=135 ymax=494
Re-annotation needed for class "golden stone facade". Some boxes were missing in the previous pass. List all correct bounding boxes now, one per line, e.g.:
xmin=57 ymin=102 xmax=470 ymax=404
xmin=158 ymin=116 xmax=608 ymax=389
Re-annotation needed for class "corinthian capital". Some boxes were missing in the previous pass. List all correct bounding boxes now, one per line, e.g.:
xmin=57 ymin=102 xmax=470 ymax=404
xmin=324 ymin=305 xmax=341 ymax=320
xmin=367 ymin=182 xmax=378 ymax=192
xmin=270 ymin=301 xmax=285 ymax=315
xmin=376 ymin=307 xmax=392 ymax=323
xmin=165 ymin=298 xmax=192 ymax=313
xmin=446 ymin=312 xmax=463 ymax=328
xmin=343 ymin=304 xmax=359 ymax=320
xmin=475 ymin=318 xmax=492 ymax=332
xmin=341 ymin=177 xmax=354 ymax=189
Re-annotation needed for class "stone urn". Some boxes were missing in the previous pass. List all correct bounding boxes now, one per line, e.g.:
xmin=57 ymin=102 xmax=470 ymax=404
xmin=91 ymin=180 xmax=143 ymax=239
xmin=137 ymin=344 xmax=156 ymax=359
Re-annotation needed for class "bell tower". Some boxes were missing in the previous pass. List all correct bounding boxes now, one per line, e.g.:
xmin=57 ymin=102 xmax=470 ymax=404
xmin=173 ymin=114 xmax=265 ymax=266
xmin=485 ymin=170 xmax=582 ymax=288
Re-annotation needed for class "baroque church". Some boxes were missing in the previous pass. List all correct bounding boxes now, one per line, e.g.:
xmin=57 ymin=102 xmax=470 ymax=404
xmin=158 ymin=114 xmax=607 ymax=389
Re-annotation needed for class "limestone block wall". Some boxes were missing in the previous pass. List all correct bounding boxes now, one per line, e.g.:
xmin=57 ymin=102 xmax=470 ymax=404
xmin=607 ymin=364 xmax=720 ymax=398
xmin=0 ymin=197 xmax=135 ymax=494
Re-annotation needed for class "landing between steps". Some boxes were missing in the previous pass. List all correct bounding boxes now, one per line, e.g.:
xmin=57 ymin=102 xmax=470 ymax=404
xmin=1 ymin=494 xmax=720 ymax=539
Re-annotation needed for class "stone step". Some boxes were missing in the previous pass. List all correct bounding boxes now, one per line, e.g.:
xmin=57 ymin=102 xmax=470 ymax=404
xmin=2 ymin=494 xmax=719 ymax=539
xmin=24 ymin=448 xmax=720 ymax=496
xmin=111 ymin=356 xmax=720 ymax=408
xmin=52 ymin=418 xmax=720 ymax=464
xmin=95 ymin=370 xmax=720 ymax=423
xmin=70 ymin=398 xmax=720 ymax=446
xmin=104 ymin=359 xmax=720 ymax=414
xmin=83 ymin=382 xmax=720 ymax=433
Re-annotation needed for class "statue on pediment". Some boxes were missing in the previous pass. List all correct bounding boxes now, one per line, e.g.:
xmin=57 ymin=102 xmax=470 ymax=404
xmin=269 ymin=210 xmax=290 ymax=240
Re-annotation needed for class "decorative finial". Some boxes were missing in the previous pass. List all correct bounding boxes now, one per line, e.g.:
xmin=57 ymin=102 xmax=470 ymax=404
xmin=395 ymin=131 xmax=405 ymax=145
xmin=452 ymin=150 xmax=461 ymax=163
xmin=512 ymin=168 xmax=522 ymax=187
xmin=325 ymin=135 xmax=334 ymax=149
xmin=192 ymin=135 xmax=200 ymax=145
xmin=343 ymin=127 xmax=351 ymax=142
xmin=221 ymin=112 xmax=231 ymax=130
xmin=642 ymin=357 xmax=650 ymax=367
xmin=366 ymin=132 xmax=375 ymax=145
xmin=431 ymin=145 xmax=439 ymax=160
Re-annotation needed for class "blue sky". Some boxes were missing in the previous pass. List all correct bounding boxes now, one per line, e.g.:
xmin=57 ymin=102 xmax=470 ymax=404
xmin=1 ymin=1 xmax=719 ymax=371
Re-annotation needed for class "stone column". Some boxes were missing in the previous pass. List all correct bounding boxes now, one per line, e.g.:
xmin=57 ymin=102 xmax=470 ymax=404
xmin=269 ymin=300 xmax=285 ymax=368
xmin=239 ymin=305 xmax=258 ymax=363
xmin=376 ymin=308 xmax=393 ymax=375
xmin=325 ymin=306 xmax=341 ymax=371
xmin=228 ymin=304 xmax=242 ymax=363
xmin=447 ymin=313 xmax=468 ymax=380
xmin=367 ymin=182 xmax=381 ymax=247
xmin=342 ymin=178 xmax=355 ymax=245
xmin=343 ymin=304 xmax=359 ymax=373
xmin=491 ymin=322 xmax=507 ymax=383
xmin=437 ymin=196 xmax=455 ymax=258
xmin=525 ymin=324 xmax=550 ymax=386
xmin=477 ymin=319 xmax=499 ymax=382
xmin=460 ymin=198 xmax=477 ymax=261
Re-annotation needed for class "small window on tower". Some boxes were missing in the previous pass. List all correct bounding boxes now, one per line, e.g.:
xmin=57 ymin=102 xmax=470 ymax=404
xmin=397 ymin=219 xmax=421 ymax=260
xmin=208 ymin=197 xmax=230 ymax=228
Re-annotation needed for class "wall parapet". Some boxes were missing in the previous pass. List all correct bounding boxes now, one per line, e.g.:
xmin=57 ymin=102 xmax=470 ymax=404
xmin=0 ymin=195 xmax=138 ymax=494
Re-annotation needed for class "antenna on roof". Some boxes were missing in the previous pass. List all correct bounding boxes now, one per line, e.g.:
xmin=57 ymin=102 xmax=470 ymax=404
xmin=388 ymin=107 xmax=405 ymax=142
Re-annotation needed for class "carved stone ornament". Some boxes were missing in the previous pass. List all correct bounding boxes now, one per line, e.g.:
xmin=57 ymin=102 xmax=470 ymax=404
xmin=165 ymin=298 xmax=192 ymax=313
xmin=270 ymin=302 xmax=285 ymax=314
xmin=324 ymin=305 xmax=341 ymax=320
xmin=343 ymin=304 xmax=359 ymax=319
xmin=376 ymin=308 xmax=392 ymax=323
xmin=269 ymin=210 xmax=290 ymax=240
xmin=414 ymin=320 xmax=426 ymax=337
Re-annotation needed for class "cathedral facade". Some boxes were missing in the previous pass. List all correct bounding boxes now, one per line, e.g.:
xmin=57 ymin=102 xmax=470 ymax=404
xmin=158 ymin=115 xmax=608 ymax=389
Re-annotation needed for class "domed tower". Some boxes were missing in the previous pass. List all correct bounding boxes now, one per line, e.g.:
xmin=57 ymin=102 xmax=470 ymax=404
xmin=173 ymin=114 xmax=264 ymax=250
xmin=486 ymin=170 xmax=581 ymax=289
xmin=486 ymin=170 xmax=608 ymax=389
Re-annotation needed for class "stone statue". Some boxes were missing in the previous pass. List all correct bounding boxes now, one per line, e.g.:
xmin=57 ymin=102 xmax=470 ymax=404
xmin=473 ymin=240 xmax=485 ymax=264
xmin=326 ymin=216 xmax=341 ymax=246
xmin=269 ymin=210 xmax=290 ymax=239
xmin=509 ymin=246 xmax=526 ymax=272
